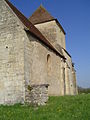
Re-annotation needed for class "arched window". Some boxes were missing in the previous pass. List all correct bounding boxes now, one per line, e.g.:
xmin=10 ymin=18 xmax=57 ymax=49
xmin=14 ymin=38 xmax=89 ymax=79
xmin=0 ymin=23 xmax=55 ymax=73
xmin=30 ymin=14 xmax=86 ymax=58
xmin=47 ymin=54 xmax=51 ymax=75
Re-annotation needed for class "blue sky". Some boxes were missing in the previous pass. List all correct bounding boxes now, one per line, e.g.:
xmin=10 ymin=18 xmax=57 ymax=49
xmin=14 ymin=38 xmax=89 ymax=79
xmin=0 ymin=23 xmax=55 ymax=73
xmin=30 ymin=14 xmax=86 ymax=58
xmin=10 ymin=0 xmax=90 ymax=88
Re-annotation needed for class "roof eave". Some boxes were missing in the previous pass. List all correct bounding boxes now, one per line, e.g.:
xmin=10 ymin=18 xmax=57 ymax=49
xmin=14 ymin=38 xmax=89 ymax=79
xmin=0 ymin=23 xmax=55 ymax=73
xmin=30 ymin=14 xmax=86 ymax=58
xmin=62 ymin=48 xmax=71 ymax=58
xmin=24 ymin=28 xmax=66 ymax=60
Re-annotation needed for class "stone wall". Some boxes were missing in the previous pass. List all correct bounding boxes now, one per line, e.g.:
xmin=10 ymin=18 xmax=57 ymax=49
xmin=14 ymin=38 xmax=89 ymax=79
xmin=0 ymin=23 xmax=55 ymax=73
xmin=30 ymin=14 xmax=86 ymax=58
xmin=72 ymin=66 xmax=78 ymax=95
xmin=47 ymin=51 xmax=62 ymax=96
xmin=0 ymin=0 xmax=64 ymax=105
xmin=62 ymin=49 xmax=77 ymax=95
xmin=35 ymin=20 xmax=66 ymax=49
xmin=0 ymin=0 xmax=27 ymax=104
xmin=0 ymin=0 xmax=50 ymax=105
xmin=29 ymin=84 xmax=49 ymax=105
xmin=35 ymin=19 xmax=78 ymax=95
xmin=0 ymin=0 xmax=77 ymax=105
xmin=25 ymin=32 xmax=63 ymax=96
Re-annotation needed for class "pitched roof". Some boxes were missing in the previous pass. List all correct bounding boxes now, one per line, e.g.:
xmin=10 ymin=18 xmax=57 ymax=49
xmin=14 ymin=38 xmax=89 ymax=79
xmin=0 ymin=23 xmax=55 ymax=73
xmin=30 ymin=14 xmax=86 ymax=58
xmin=29 ymin=5 xmax=54 ymax=25
xmin=29 ymin=5 xmax=66 ymax=35
xmin=4 ymin=0 xmax=65 ymax=59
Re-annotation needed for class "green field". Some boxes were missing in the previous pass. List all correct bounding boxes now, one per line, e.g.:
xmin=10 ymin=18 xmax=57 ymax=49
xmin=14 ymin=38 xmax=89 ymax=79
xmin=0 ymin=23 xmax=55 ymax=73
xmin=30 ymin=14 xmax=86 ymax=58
xmin=0 ymin=94 xmax=90 ymax=120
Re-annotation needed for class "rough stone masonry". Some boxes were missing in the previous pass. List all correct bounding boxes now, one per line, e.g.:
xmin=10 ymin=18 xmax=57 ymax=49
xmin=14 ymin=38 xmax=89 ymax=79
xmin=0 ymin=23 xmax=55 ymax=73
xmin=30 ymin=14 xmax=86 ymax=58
xmin=0 ymin=0 xmax=78 ymax=105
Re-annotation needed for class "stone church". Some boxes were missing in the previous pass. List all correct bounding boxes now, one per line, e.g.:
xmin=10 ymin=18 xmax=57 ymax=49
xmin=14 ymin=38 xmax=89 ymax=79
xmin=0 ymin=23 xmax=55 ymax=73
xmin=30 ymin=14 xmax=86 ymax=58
xmin=0 ymin=0 xmax=78 ymax=105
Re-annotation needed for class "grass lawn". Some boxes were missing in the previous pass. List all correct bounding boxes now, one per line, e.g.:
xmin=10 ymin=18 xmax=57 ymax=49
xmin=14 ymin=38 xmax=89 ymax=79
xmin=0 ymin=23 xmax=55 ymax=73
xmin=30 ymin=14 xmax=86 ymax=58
xmin=0 ymin=94 xmax=90 ymax=120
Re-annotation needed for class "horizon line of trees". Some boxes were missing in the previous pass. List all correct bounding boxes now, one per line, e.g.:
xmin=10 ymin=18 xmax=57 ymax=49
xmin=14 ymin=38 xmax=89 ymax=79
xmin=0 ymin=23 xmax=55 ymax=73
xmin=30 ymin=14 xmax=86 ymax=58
xmin=78 ymin=86 xmax=90 ymax=94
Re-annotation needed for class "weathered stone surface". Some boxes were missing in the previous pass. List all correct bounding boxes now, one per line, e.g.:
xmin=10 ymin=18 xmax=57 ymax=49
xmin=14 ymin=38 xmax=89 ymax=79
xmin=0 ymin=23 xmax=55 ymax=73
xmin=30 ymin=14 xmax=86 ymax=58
xmin=25 ymin=33 xmax=63 ymax=96
xmin=35 ymin=20 xmax=66 ymax=49
xmin=27 ymin=84 xmax=49 ymax=105
xmin=72 ymin=66 xmax=78 ymax=95
xmin=35 ymin=19 xmax=78 ymax=96
xmin=0 ymin=0 xmax=78 ymax=105
xmin=0 ymin=0 xmax=26 ymax=104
